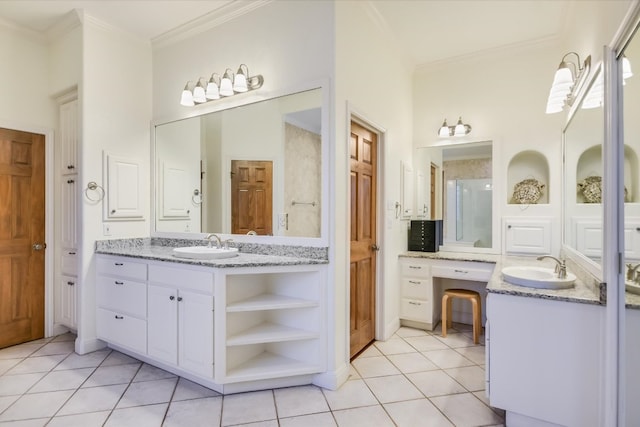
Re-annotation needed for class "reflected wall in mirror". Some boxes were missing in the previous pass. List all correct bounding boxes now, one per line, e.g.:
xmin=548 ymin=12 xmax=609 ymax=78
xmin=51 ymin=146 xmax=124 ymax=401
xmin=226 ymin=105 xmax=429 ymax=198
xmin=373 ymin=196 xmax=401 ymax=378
xmin=563 ymin=67 xmax=604 ymax=263
xmin=154 ymin=88 xmax=322 ymax=238
xmin=417 ymin=141 xmax=493 ymax=249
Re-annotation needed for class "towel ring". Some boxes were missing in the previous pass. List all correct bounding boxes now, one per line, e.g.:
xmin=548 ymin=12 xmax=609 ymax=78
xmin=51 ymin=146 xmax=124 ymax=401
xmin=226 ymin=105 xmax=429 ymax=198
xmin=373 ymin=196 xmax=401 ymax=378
xmin=85 ymin=181 xmax=105 ymax=202
xmin=192 ymin=189 xmax=203 ymax=205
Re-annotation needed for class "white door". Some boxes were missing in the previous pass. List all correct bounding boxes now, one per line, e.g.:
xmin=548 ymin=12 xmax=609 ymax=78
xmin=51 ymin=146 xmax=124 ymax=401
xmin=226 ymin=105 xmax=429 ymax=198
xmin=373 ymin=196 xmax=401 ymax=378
xmin=56 ymin=275 xmax=76 ymax=328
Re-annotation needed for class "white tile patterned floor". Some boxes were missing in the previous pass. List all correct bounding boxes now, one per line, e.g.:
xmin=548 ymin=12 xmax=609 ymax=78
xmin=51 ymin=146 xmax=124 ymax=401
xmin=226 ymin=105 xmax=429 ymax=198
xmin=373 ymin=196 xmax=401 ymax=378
xmin=0 ymin=324 xmax=505 ymax=426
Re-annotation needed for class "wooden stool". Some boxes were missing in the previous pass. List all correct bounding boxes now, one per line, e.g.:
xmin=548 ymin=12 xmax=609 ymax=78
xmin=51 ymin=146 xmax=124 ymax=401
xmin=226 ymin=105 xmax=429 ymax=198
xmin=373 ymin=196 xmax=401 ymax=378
xmin=441 ymin=289 xmax=482 ymax=344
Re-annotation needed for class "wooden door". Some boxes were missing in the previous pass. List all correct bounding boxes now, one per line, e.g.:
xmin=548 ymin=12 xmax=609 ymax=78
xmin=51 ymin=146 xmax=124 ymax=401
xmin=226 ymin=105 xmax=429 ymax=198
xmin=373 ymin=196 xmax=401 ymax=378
xmin=231 ymin=160 xmax=273 ymax=235
xmin=349 ymin=121 xmax=377 ymax=358
xmin=0 ymin=128 xmax=45 ymax=349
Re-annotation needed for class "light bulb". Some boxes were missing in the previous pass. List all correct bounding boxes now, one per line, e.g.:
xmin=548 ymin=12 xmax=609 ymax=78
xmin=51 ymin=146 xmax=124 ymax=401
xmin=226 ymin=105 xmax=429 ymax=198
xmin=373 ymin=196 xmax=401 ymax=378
xmin=220 ymin=69 xmax=234 ymax=96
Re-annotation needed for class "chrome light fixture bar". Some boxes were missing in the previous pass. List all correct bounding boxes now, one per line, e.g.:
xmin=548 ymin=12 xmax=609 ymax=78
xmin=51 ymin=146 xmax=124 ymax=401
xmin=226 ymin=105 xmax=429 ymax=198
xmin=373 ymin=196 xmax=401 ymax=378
xmin=180 ymin=64 xmax=264 ymax=107
xmin=545 ymin=52 xmax=591 ymax=114
xmin=438 ymin=117 xmax=472 ymax=137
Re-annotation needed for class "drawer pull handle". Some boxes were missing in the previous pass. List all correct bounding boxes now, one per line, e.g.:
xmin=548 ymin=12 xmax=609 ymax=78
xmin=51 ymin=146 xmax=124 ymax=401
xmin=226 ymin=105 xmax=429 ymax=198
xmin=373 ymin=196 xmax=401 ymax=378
xmin=67 ymin=281 xmax=75 ymax=286
xmin=115 ymin=281 xmax=124 ymax=285
xmin=409 ymin=266 xmax=422 ymax=269
xmin=408 ymin=280 xmax=421 ymax=285
xmin=454 ymin=269 xmax=468 ymax=274
xmin=114 ymin=263 xmax=123 ymax=266
xmin=68 ymin=251 xmax=76 ymax=255
xmin=169 ymin=296 xmax=175 ymax=301
xmin=409 ymin=301 xmax=421 ymax=306
xmin=115 ymin=315 xmax=124 ymax=320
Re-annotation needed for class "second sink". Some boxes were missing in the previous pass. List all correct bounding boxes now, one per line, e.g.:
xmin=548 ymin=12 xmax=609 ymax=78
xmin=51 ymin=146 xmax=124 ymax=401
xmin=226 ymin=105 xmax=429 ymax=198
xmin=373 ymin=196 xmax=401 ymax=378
xmin=501 ymin=266 xmax=576 ymax=290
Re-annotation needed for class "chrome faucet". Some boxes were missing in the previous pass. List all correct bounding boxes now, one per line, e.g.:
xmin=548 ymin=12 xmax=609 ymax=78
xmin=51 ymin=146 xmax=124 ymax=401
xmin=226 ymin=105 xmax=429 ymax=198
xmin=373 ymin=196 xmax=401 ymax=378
xmin=536 ymin=255 xmax=567 ymax=279
xmin=205 ymin=233 xmax=222 ymax=248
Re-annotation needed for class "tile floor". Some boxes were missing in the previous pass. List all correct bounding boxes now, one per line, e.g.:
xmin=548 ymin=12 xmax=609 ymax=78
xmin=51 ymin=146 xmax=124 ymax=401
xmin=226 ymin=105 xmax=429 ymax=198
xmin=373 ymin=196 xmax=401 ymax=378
xmin=0 ymin=324 xmax=504 ymax=426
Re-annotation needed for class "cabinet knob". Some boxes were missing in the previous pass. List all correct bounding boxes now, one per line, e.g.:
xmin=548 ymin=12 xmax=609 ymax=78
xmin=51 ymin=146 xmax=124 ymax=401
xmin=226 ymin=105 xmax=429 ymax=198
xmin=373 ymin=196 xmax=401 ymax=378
xmin=67 ymin=179 xmax=75 ymax=184
xmin=111 ymin=209 xmax=116 ymax=214
xmin=67 ymin=281 xmax=75 ymax=286
xmin=177 ymin=296 xmax=183 ymax=302
xmin=169 ymin=295 xmax=175 ymax=301
xmin=67 ymin=165 xmax=75 ymax=170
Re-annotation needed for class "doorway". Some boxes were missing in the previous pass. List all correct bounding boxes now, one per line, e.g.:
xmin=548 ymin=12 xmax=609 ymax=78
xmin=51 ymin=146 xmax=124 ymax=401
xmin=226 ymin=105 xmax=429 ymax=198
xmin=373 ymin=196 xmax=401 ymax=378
xmin=230 ymin=160 xmax=273 ymax=235
xmin=0 ymin=128 xmax=46 ymax=349
xmin=349 ymin=120 xmax=378 ymax=358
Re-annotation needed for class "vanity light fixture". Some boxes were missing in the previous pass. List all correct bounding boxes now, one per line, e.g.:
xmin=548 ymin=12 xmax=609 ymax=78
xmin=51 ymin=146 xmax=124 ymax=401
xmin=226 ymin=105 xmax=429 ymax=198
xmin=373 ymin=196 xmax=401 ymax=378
xmin=438 ymin=117 xmax=472 ymax=137
xmin=180 ymin=64 xmax=263 ymax=107
xmin=545 ymin=52 xmax=591 ymax=114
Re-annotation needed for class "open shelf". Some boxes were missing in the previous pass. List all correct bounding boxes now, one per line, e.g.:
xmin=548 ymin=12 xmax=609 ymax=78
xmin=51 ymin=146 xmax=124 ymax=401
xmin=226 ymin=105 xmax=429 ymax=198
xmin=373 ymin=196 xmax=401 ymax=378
xmin=226 ymin=322 xmax=318 ymax=346
xmin=506 ymin=150 xmax=549 ymax=204
xmin=225 ymin=351 xmax=321 ymax=382
xmin=226 ymin=293 xmax=318 ymax=312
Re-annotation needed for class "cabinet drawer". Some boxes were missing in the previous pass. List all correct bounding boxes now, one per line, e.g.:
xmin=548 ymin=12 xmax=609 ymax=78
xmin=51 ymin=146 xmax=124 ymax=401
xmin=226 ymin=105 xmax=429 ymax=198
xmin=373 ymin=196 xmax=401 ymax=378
xmin=400 ymin=298 xmax=431 ymax=322
xmin=61 ymin=250 xmax=77 ymax=276
xmin=96 ymin=308 xmax=146 ymax=354
xmin=401 ymin=278 xmax=429 ymax=300
xmin=97 ymin=256 xmax=147 ymax=281
xmin=401 ymin=262 xmax=429 ymax=278
xmin=96 ymin=275 xmax=146 ymax=318
xmin=431 ymin=264 xmax=493 ymax=282
xmin=149 ymin=264 xmax=213 ymax=293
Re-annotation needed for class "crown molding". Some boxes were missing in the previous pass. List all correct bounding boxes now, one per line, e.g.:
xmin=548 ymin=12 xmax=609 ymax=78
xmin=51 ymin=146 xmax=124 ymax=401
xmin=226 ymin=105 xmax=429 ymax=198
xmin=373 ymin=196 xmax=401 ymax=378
xmin=151 ymin=0 xmax=272 ymax=50
xmin=0 ymin=16 xmax=47 ymax=44
xmin=414 ymin=34 xmax=561 ymax=74
xmin=45 ymin=9 xmax=82 ymax=42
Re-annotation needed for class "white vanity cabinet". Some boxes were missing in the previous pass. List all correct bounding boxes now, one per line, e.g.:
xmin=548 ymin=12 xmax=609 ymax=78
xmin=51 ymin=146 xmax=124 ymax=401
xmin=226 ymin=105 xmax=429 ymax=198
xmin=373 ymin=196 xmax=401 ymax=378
xmin=95 ymin=253 xmax=327 ymax=393
xmin=399 ymin=256 xmax=494 ymax=330
xmin=487 ymin=293 xmax=603 ymax=426
xmin=216 ymin=265 xmax=326 ymax=385
xmin=96 ymin=255 xmax=148 ymax=354
xmin=147 ymin=264 xmax=214 ymax=378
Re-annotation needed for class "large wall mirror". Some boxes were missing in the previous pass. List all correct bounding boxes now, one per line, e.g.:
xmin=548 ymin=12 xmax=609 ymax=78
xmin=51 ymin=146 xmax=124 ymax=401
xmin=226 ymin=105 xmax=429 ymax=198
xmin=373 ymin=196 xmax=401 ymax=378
xmin=416 ymin=140 xmax=495 ymax=251
xmin=563 ymin=65 xmax=605 ymax=273
xmin=153 ymin=88 xmax=325 ymax=240
xmin=621 ymin=24 xmax=640 ymax=265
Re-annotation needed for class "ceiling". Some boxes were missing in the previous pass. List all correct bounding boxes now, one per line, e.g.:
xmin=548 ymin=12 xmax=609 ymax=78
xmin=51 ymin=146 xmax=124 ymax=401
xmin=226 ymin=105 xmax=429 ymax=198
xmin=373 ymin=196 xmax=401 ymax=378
xmin=0 ymin=0 xmax=570 ymax=68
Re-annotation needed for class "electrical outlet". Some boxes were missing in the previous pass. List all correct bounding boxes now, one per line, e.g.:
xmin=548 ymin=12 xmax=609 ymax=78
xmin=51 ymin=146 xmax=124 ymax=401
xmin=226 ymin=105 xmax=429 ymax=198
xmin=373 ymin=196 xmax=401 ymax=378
xmin=103 ymin=224 xmax=112 ymax=236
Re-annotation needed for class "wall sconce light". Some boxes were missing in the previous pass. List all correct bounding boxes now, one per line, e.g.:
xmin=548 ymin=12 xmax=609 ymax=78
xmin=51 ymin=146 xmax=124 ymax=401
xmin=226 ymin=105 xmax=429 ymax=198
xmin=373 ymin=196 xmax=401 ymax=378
xmin=438 ymin=117 xmax=472 ymax=137
xmin=180 ymin=64 xmax=263 ymax=107
xmin=545 ymin=52 xmax=591 ymax=114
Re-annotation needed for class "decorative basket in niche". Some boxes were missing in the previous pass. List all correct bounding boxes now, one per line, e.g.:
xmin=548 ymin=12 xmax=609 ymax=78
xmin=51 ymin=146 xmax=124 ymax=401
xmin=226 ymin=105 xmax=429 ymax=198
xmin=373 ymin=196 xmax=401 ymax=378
xmin=577 ymin=175 xmax=629 ymax=203
xmin=512 ymin=178 xmax=545 ymax=204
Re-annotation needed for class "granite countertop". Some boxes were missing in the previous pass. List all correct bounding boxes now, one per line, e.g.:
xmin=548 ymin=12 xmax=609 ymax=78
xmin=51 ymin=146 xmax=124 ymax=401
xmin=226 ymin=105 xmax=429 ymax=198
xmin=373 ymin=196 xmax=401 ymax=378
xmin=95 ymin=238 xmax=328 ymax=268
xmin=399 ymin=251 xmax=603 ymax=305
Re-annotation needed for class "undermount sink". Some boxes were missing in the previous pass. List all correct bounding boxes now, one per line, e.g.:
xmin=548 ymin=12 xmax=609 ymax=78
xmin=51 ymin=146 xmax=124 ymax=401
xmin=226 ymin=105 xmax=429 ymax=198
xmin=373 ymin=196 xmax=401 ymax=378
xmin=626 ymin=281 xmax=640 ymax=295
xmin=501 ymin=266 xmax=576 ymax=290
xmin=173 ymin=246 xmax=239 ymax=260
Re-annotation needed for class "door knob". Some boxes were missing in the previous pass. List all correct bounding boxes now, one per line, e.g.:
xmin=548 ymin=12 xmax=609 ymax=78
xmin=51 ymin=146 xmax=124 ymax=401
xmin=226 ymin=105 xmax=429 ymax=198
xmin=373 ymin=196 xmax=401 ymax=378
xmin=371 ymin=244 xmax=380 ymax=251
xmin=32 ymin=243 xmax=46 ymax=251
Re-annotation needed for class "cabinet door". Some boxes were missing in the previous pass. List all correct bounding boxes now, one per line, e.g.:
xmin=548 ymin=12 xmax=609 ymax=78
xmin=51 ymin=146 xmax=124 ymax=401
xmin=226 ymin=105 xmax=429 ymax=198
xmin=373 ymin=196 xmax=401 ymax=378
xmin=105 ymin=153 xmax=144 ymax=219
xmin=178 ymin=290 xmax=214 ymax=378
xmin=504 ymin=218 xmax=551 ymax=255
xmin=61 ymin=177 xmax=77 ymax=249
xmin=59 ymin=99 xmax=78 ymax=175
xmin=56 ymin=274 xmax=76 ymax=328
xmin=147 ymin=284 xmax=178 ymax=365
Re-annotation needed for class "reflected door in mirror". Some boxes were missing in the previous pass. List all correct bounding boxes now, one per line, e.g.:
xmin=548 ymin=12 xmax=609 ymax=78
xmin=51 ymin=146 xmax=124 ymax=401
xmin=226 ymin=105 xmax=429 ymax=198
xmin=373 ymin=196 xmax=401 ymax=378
xmin=231 ymin=160 xmax=273 ymax=235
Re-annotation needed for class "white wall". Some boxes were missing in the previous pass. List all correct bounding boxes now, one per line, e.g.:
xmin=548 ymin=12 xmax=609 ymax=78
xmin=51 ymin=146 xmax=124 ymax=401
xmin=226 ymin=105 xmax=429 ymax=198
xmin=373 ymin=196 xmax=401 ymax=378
xmin=335 ymin=0 xmax=415 ymax=377
xmin=77 ymin=15 xmax=152 ymax=352
xmin=0 ymin=26 xmax=56 ymax=129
